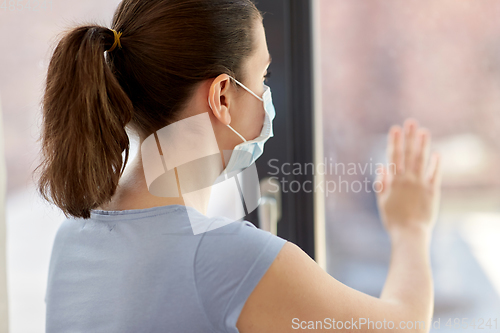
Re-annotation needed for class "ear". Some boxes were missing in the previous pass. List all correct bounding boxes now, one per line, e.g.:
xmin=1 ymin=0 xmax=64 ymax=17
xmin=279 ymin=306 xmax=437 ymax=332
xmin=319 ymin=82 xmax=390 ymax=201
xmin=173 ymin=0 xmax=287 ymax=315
xmin=208 ymin=74 xmax=232 ymax=126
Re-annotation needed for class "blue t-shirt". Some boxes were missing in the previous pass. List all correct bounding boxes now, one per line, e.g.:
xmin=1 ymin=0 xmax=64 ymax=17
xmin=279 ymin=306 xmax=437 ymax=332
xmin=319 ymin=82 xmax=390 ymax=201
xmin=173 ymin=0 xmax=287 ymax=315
xmin=45 ymin=204 xmax=287 ymax=332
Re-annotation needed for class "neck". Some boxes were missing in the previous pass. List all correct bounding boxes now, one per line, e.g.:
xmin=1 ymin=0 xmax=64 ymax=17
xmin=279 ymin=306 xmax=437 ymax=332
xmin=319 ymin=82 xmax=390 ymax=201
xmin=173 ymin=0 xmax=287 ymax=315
xmin=96 ymin=151 xmax=216 ymax=215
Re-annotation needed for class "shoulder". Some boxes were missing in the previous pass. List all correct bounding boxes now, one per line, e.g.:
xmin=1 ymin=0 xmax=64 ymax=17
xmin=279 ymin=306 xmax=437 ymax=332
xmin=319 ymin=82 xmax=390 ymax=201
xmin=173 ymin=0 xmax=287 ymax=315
xmin=194 ymin=219 xmax=287 ymax=271
xmin=193 ymin=219 xmax=288 ymax=332
xmin=194 ymin=218 xmax=287 ymax=276
xmin=51 ymin=217 xmax=83 ymax=247
xmin=235 ymin=240 xmax=325 ymax=333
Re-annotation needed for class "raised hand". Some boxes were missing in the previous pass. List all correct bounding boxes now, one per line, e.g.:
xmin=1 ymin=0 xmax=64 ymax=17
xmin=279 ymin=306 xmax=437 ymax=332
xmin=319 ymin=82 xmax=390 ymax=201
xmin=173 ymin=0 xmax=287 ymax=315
xmin=375 ymin=119 xmax=442 ymax=237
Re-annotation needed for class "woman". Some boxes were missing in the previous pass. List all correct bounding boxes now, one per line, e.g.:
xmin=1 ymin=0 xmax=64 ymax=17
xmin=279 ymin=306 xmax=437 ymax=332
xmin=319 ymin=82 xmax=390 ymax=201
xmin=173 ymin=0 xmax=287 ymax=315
xmin=36 ymin=0 xmax=442 ymax=332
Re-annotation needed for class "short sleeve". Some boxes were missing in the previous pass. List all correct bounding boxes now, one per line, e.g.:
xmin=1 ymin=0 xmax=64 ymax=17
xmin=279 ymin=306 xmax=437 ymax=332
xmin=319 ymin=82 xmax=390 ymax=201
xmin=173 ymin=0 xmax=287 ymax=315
xmin=194 ymin=219 xmax=287 ymax=333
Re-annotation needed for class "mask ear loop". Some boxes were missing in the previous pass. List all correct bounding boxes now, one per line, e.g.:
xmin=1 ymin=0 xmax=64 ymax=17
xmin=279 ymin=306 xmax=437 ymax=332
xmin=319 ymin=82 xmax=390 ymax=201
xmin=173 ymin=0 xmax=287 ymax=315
xmin=208 ymin=91 xmax=247 ymax=143
xmin=227 ymin=76 xmax=266 ymax=143
xmin=227 ymin=124 xmax=247 ymax=142
xmin=209 ymin=76 xmax=264 ymax=143
xmin=229 ymin=76 xmax=264 ymax=102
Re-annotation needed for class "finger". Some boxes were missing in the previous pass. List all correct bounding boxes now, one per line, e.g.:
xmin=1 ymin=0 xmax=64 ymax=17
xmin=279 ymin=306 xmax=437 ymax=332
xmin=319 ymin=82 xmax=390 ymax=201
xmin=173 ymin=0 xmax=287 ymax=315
xmin=374 ymin=165 xmax=386 ymax=194
xmin=403 ymin=118 xmax=419 ymax=174
xmin=387 ymin=125 xmax=403 ymax=176
xmin=414 ymin=128 xmax=430 ymax=178
xmin=429 ymin=153 xmax=442 ymax=188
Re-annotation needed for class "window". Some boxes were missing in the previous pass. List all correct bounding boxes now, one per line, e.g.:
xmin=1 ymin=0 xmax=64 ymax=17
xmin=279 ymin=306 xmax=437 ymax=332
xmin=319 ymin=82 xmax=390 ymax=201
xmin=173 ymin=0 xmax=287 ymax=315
xmin=318 ymin=0 xmax=500 ymax=320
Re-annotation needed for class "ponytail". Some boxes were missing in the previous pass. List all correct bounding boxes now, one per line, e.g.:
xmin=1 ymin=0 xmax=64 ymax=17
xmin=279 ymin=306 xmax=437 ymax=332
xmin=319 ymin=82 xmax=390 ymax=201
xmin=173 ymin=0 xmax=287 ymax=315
xmin=35 ymin=25 xmax=134 ymax=219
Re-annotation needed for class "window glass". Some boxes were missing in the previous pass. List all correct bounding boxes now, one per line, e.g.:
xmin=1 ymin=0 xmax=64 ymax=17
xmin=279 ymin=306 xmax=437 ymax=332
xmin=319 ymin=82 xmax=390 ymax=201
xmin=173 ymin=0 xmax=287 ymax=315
xmin=319 ymin=0 xmax=500 ymax=323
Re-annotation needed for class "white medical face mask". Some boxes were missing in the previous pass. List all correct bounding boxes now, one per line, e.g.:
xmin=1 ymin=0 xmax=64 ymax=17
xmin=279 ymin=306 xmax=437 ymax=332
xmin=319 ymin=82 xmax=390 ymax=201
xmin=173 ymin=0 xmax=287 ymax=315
xmin=219 ymin=76 xmax=276 ymax=176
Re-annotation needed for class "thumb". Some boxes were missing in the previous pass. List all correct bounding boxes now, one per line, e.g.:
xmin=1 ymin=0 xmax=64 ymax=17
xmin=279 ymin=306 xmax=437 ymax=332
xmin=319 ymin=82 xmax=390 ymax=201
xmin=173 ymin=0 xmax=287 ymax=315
xmin=429 ymin=153 xmax=442 ymax=190
xmin=374 ymin=165 xmax=386 ymax=195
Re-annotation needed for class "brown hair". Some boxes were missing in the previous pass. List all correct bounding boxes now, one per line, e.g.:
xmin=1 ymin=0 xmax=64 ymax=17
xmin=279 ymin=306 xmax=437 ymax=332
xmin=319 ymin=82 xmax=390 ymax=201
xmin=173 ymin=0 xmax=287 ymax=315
xmin=34 ymin=0 xmax=263 ymax=219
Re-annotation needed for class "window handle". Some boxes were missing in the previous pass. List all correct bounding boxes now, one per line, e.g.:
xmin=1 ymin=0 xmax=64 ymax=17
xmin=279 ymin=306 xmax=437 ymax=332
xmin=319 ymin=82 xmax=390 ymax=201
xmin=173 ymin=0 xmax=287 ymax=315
xmin=258 ymin=177 xmax=281 ymax=235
